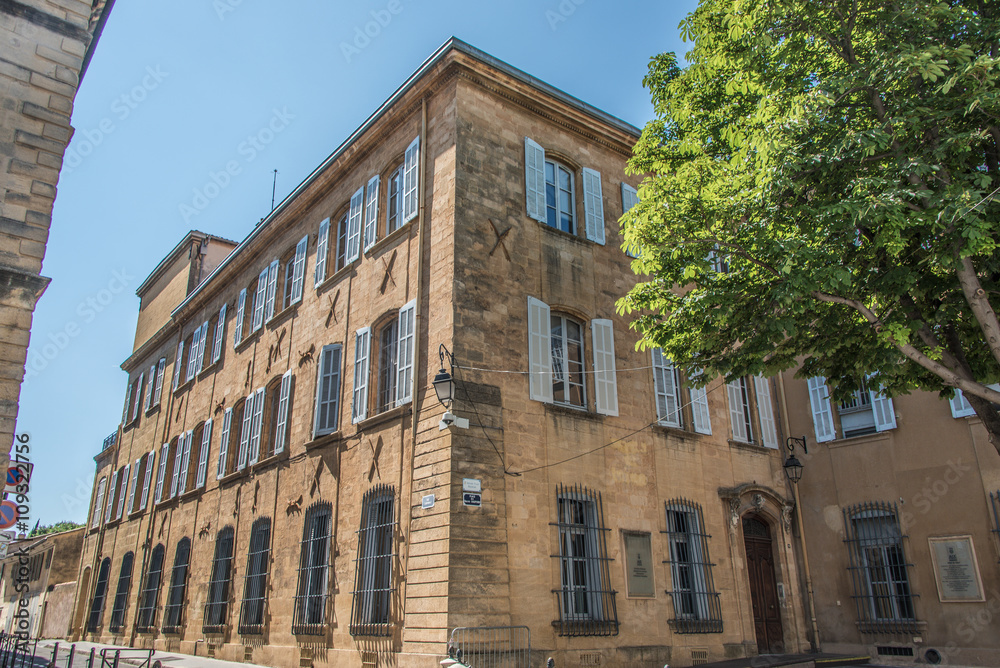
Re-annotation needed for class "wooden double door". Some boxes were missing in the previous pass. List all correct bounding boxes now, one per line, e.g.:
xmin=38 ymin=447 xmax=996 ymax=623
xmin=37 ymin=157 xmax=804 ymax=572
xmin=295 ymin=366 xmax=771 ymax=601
xmin=743 ymin=515 xmax=784 ymax=654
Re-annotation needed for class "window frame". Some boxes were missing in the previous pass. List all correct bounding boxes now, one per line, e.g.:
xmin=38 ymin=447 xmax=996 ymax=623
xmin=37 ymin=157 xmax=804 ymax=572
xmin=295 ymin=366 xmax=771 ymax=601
xmin=313 ymin=344 xmax=343 ymax=438
xmin=162 ymin=537 xmax=191 ymax=633
xmin=238 ymin=517 xmax=272 ymax=635
xmin=350 ymin=485 xmax=396 ymax=636
xmin=107 ymin=552 xmax=134 ymax=633
xmin=203 ymin=527 xmax=235 ymax=633
xmin=663 ymin=499 xmax=723 ymax=633
xmin=293 ymin=503 xmax=333 ymax=634
xmin=87 ymin=557 xmax=112 ymax=633
xmin=550 ymin=312 xmax=586 ymax=408
xmin=135 ymin=544 xmax=165 ymax=632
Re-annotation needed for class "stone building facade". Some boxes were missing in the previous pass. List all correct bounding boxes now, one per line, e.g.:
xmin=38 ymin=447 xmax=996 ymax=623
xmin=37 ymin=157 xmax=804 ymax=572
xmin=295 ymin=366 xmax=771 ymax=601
xmin=0 ymin=526 xmax=85 ymax=638
xmin=71 ymin=40 xmax=814 ymax=667
xmin=0 ymin=0 xmax=114 ymax=469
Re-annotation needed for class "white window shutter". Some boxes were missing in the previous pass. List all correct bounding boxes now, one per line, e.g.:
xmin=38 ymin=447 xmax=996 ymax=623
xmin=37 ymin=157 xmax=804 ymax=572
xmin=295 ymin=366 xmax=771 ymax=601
xmin=104 ymin=470 xmax=118 ymax=523
xmin=131 ymin=372 xmax=144 ymax=421
xmin=690 ymin=372 xmax=712 ymax=435
xmin=364 ymin=175 xmax=380 ymax=251
xmin=868 ymin=383 xmax=897 ymax=432
xmin=169 ymin=437 xmax=182 ymax=498
xmin=582 ymin=167 xmax=606 ymax=245
xmin=808 ymin=377 xmax=836 ymax=442
xmin=524 ymin=137 xmax=546 ymax=223
xmin=91 ymin=477 xmax=106 ymax=528
xmin=117 ymin=464 xmax=131 ymax=519
xmin=154 ymin=358 xmax=165 ymax=406
xmin=291 ymin=235 xmax=307 ymax=304
xmin=591 ymin=319 xmax=619 ymax=416
xmin=396 ymin=300 xmax=416 ymax=406
xmin=652 ymin=349 xmax=681 ymax=427
xmin=144 ymin=364 xmax=155 ymax=412
xmin=352 ymin=327 xmax=371 ymax=423
xmin=402 ymin=136 xmax=420 ymax=223
xmin=264 ymin=259 xmax=279 ymax=321
xmin=238 ymin=394 xmax=254 ymax=471
xmin=127 ymin=458 xmax=141 ymax=514
xmin=218 ymin=408 xmax=232 ymax=479
xmin=950 ymin=389 xmax=976 ymax=418
xmin=252 ymin=266 xmax=268 ymax=331
xmin=727 ymin=379 xmax=750 ymax=442
xmin=234 ymin=289 xmax=246 ymax=345
xmin=347 ymin=186 xmax=364 ymax=263
xmin=140 ymin=451 xmax=154 ymax=510
xmin=196 ymin=320 xmax=209 ymax=373
xmin=197 ymin=419 xmax=213 ymax=489
xmin=172 ymin=340 xmax=184 ymax=391
xmin=315 ymin=218 xmax=330 ymax=286
xmin=154 ymin=443 xmax=169 ymax=503
xmin=185 ymin=327 xmax=199 ymax=381
xmin=249 ymin=387 xmax=265 ymax=463
xmin=176 ymin=431 xmax=192 ymax=496
xmin=122 ymin=378 xmax=132 ymax=423
xmin=274 ymin=371 xmax=292 ymax=454
xmin=754 ymin=376 xmax=779 ymax=448
xmin=621 ymin=183 xmax=640 ymax=258
xmin=213 ymin=303 xmax=227 ymax=363
xmin=527 ymin=296 xmax=553 ymax=403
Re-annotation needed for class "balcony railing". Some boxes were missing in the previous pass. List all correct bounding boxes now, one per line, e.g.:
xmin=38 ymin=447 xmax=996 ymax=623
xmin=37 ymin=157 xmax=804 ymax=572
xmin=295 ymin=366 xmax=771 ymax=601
xmin=102 ymin=431 xmax=117 ymax=452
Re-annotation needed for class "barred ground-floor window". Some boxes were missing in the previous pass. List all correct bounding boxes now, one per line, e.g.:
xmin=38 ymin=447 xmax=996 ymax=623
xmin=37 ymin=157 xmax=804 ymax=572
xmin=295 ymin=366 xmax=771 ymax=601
xmin=663 ymin=499 xmax=722 ymax=633
xmin=294 ymin=503 xmax=332 ymax=634
xmin=204 ymin=527 xmax=235 ymax=632
xmin=350 ymin=485 xmax=395 ymax=636
xmin=136 ymin=544 xmax=165 ymax=631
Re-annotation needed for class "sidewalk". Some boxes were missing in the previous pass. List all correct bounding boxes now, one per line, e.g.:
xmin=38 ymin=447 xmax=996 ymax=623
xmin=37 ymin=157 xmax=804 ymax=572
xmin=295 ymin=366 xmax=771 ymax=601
xmin=33 ymin=639 xmax=260 ymax=668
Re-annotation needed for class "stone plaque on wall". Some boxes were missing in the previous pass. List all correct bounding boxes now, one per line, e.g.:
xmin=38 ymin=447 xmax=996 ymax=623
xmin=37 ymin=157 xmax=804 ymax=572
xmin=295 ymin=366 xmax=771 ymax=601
xmin=623 ymin=531 xmax=654 ymax=598
xmin=928 ymin=535 xmax=985 ymax=602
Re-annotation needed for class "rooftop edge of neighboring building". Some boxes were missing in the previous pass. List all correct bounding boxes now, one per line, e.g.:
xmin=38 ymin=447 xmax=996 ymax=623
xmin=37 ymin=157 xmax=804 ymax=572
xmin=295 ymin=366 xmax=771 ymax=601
xmin=167 ymin=36 xmax=642 ymax=321
xmin=135 ymin=231 xmax=239 ymax=299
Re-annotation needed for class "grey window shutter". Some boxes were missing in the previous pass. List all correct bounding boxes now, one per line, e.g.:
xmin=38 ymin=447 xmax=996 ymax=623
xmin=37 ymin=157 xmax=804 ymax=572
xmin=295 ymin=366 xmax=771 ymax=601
xmin=582 ymin=167 xmax=605 ymax=245
xmin=234 ymin=289 xmax=246 ymax=346
xmin=591 ymin=319 xmax=618 ymax=416
xmin=273 ymin=371 xmax=292 ymax=454
xmin=291 ymin=235 xmax=307 ymax=304
xmin=807 ymin=377 xmax=836 ymax=442
xmin=347 ymin=187 xmax=364 ymax=263
xmin=264 ymin=259 xmax=279 ymax=321
xmin=395 ymin=300 xmax=416 ymax=406
xmin=364 ymin=175 xmax=380 ymax=251
xmin=217 ymin=408 xmax=232 ymax=480
xmin=402 ymin=136 xmax=420 ymax=223
xmin=527 ymin=296 xmax=553 ymax=403
xmin=315 ymin=218 xmax=330 ymax=286
xmin=524 ymin=137 xmax=546 ymax=223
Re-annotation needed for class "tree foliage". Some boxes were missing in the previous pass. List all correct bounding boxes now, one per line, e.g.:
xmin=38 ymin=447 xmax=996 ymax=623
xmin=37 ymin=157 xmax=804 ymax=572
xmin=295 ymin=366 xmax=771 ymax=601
xmin=28 ymin=521 xmax=83 ymax=537
xmin=618 ymin=0 xmax=1000 ymax=449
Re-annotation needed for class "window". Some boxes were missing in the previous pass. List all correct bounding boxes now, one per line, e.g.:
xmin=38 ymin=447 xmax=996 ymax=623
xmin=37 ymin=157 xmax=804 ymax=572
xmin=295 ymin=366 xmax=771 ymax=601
xmin=139 ymin=450 xmax=155 ymax=510
xmin=524 ymin=137 xmax=604 ymax=244
xmin=386 ymin=165 xmax=402 ymax=236
xmin=335 ymin=213 xmax=350 ymax=272
xmin=552 ymin=483 xmax=618 ymax=637
xmin=217 ymin=403 xmax=240 ymax=479
xmin=154 ymin=441 xmax=171 ymax=504
xmin=350 ymin=485 xmax=395 ymax=636
xmin=203 ymin=527 xmax=235 ymax=632
xmin=136 ymin=544 xmax=165 ymax=632
xmin=377 ymin=318 xmax=398 ymax=414
xmin=313 ymin=344 xmax=342 ymax=438
xmin=294 ymin=503 xmax=332 ymax=633
xmin=725 ymin=376 xmax=779 ymax=447
xmin=808 ymin=376 xmax=896 ymax=442
xmin=353 ymin=302 xmax=415 ymax=422
xmin=238 ymin=389 xmax=265 ymax=470
xmin=171 ymin=431 xmax=193 ymax=497
xmin=186 ymin=320 xmax=209 ymax=382
xmin=948 ymin=384 xmax=1000 ymax=418
xmin=162 ymin=538 xmax=191 ymax=633
xmin=177 ymin=423 xmax=210 ymax=495
xmin=843 ymin=501 xmax=918 ymax=633
xmin=126 ymin=457 xmax=141 ymax=515
xmin=123 ymin=371 xmax=145 ymax=426
xmin=663 ymin=500 xmax=722 ymax=633
xmin=87 ymin=557 xmax=111 ymax=632
xmin=114 ymin=463 xmax=130 ymax=521
xmin=210 ymin=303 xmax=227 ymax=366
xmin=242 ymin=372 xmax=292 ymax=465
xmin=108 ymin=552 xmax=135 ymax=633
xmin=91 ymin=477 xmax=107 ymax=529
xmin=272 ymin=236 xmax=308 ymax=314
xmin=234 ymin=268 xmax=269 ymax=346
xmin=143 ymin=357 xmax=166 ymax=413
xmin=620 ymin=183 xmax=640 ymax=258
xmin=526 ymin=297 xmax=619 ymax=414
xmin=239 ymin=518 xmax=272 ymax=634
xmin=104 ymin=468 xmax=121 ymax=523
xmin=651 ymin=349 xmax=712 ymax=434
xmin=194 ymin=419 xmax=213 ymax=489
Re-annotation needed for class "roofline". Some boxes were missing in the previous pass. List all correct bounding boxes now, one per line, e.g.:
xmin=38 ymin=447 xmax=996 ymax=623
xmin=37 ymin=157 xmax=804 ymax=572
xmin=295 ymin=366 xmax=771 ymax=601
xmin=172 ymin=37 xmax=640 ymax=318
xmin=136 ymin=231 xmax=238 ymax=297
xmin=80 ymin=0 xmax=115 ymax=84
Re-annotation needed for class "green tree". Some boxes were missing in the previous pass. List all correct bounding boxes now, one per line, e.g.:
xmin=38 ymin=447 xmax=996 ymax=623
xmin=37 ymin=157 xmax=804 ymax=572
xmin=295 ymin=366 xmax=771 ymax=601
xmin=618 ymin=0 xmax=1000 ymax=451
xmin=28 ymin=521 xmax=83 ymax=537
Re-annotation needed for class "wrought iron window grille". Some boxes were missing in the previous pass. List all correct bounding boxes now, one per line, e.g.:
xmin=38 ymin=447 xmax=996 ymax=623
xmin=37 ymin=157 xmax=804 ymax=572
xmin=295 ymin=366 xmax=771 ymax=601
xmin=135 ymin=545 xmax=165 ymax=632
xmin=990 ymin=491 xmax=1000 ymax=561
xmin=162 ymin=538 xmax=191 ymax=633
xmin=293 ymin=503 xmax=333 ymax=635
xmin=87 ymin=557 xmax=112 ymax=633
xmin=238 ymin=518 xmax=272 ymax=635
xmin=662 ymin=499 xmax=723 ymax=633
xmin=108 ymin=552 xmax=135 ymax=633
xmin=203 ymin=527 xmax=235 ymax=633
xmin=350 ymin=484 xmax=397 ymax=637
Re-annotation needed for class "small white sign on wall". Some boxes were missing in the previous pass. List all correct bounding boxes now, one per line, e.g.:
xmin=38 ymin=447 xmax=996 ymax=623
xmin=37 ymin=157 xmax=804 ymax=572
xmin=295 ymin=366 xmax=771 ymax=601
xmin=463 ymin=478 xmax=481 ymax=493
xmin=421 ymin=494 xmax=435 ymax=509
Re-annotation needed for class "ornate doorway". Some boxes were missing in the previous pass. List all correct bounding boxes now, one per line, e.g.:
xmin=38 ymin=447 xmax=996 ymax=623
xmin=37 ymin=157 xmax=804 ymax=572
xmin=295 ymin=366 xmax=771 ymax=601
xmin=743 ymin=515 xmax=783 ymax=653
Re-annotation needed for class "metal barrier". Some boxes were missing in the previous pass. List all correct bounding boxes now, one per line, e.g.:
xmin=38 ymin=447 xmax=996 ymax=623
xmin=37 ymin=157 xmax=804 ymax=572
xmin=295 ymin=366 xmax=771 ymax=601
xmin=447 ymin=626 xmax=531 ymax=668
xmin=98 ymin=648 xmax=154 ymax=668
xmin=0 ymin=635 xmax=154 ymax=668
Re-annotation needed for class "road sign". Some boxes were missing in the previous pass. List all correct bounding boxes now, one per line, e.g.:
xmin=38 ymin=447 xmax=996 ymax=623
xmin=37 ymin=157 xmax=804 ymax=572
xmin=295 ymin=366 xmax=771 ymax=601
xmin=4 ymin=463 xmax=32 ymax=493
xmin=0 ymin=501 xmax=18 ymax=530
xmin=462 ymin=492 xmax=481 ymax=507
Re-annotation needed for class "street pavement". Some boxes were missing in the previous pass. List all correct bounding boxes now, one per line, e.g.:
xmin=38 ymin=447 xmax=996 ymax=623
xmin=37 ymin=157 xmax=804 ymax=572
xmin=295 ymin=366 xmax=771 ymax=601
xmin=32 ymin=639 xmax=257 ymax=668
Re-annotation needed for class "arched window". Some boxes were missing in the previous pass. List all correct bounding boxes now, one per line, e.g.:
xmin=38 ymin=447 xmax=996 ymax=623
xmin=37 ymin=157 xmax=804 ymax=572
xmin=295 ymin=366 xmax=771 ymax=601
xmin=163 ymin=538 xmax=191 ymax=632
xmin=350 ymin=485 xmax=395 ymax=636
xmin=108 ymin=552 xmax=134 ymax=633
xmin=203 ymin=527 xmax=235 ymax=632
xmin=239 ymin=518 xmax=272 ymax=634
xmin=294 ymin=503 xmax=332 ymax=633
xmin=136 ymin=544 xmax=165 ymax=631
xmin=86 ymin=557 xmax=111 ymax=633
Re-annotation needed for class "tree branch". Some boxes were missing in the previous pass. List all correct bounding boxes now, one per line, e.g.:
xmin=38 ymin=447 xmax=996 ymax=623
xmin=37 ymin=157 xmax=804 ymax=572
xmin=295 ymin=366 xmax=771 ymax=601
xmin=955 ymin=255 xmax=1000 ymax=370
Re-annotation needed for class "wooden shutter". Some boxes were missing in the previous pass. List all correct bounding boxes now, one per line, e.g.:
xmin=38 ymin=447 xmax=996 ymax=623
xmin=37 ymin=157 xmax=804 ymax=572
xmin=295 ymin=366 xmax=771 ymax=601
xmin=144 ymin=364 xmax=155 ymax=412
xmin=213 ymin=303 xmax=227 ymax=363
xmin=234 ymin=289 xmax=246 ymax=345
xmin=217 ymin=408 xmax=232 ymax=480
xmin=727 ymin=379 xmax=750 ymax=442
xmin=131 ymin=372 xmax=144 ymax=421
xmin=177 ymin=431 xmax=193 ymax=496
xmin=291 ymin=235 xmax=307 ymax=304
xmin=115 ymin=465 xmax=129 ymax=520
xmin=274 ymin=371 xmax=292 ymax=454
xmin=652 ymin=349 xmax=681 ymax=427
xmin=315 ymin=218 xmax=330 ymax=286
xmin=169 ymin=436 xmax=183 ymax=498
xmin=127 ymin=458 xmax=141 ymax=514
xmin=347 ymin=186 xmax=364 ymax=263
xmin=690 ymin=372 xmax=712 ymax=435
xmin=186 ymin=327 xmax=200 ymax=381
xmin=172 ymin=340 xmax=184 ymax=390
xmin=140 ymin=451 xmax=154 ymax=510
xmin=352 ymin=327 xmax=370 ymax=423
xmin=196 ymin=320 xmax=209 ymax=374
xmin=591 ymin=319 xmax=618 ymax=416
xmin=314 ymin=345 xmax=342 ymax=437
xmin=249 ymin=387 xmax=265 ymax=464
xmin=868 ymin=381 xmax=897 ymax=432
xmin=252 ymin=266 xmax=268 ymax=331
xmin=238 ymin=394 xmax=254 ymax=471
xmin=950 ymin=390 xmax=976 ymax=418
xmin=402 ymin=136 xmax=420 ymax=223
xmin=524 ymin=137 xmax=546 ymax=222
xmin=104 ymin=470 xmax=118 ymax=523
xmin=396 ymin=300 xmax=416 ymax=406
xmin=364 ymin=175 xmax=380 ymax=251
xmin=582 ymin=167 xmax=606 ymax=245
xmin=154 ymin=443 xmax=169 ymax=503
xmin=754 ymin=376 xmax=779 ymax=448
xmin=121 ymin=378 xmax=132 ymax=423
xmin=197 ymin=419 xmax=213 ymax=489
xmin=92 ymin=477 xmax=106 ymax=528
xmin=264 ymin=259 xmax=279 ymax=321
xmin=154 ymin=358 xmax=165 ymax=406
xmin=527 ymin=297 xmax=553 ymax=403
xmin=621 ymin=183 xmax=640 ymax=258
xmin=808 ymin=377 xmax=836 ymax=442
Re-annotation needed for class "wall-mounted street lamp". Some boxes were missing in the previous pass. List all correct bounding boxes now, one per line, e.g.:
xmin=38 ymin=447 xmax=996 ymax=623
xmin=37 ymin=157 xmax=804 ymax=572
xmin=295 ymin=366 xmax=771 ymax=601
xmin=783 ymin=436 xmax=807 ymax=484
xmin=434 ymin=344 xmax=468 ymax=430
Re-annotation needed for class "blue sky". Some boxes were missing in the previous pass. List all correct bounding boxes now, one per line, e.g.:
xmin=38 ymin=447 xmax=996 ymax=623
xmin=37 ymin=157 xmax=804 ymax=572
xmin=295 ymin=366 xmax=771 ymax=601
xmin=15 ymin=0 xmax=698 ymax=527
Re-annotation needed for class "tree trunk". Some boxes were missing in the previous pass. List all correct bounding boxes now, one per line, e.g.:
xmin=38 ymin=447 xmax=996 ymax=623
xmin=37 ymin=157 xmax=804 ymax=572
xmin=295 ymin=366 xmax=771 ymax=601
xmin=963 ymin=391 xmax=1000 ymax=456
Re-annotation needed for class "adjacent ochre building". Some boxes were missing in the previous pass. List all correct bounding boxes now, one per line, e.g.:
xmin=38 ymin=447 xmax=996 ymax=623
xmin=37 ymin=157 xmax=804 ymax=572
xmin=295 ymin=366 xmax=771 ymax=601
xmin=70 ymin=38 xmax=1000 ymax=668
xmin=0 ymin=0 xmax=114 ymax=472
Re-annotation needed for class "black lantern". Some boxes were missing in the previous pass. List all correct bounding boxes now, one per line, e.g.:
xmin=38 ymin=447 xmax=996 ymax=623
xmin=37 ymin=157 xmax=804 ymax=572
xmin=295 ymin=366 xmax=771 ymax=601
xmin=783 ymin=436 xmax=807 ymax=484
xmin=434 ymin=344 xmax=456 ymax=409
